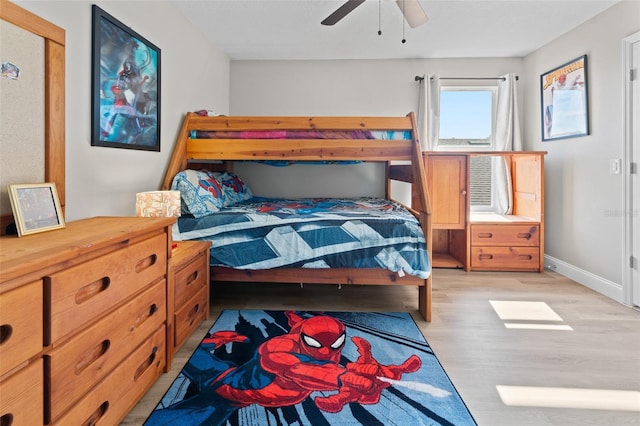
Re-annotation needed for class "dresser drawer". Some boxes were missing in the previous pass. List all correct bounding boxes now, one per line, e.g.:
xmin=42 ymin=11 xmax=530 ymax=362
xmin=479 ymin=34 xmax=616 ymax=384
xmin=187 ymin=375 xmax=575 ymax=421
xmin=47 ymin=233 xmax=167 ymax=343
xmin=0 ymin=358 xmax=43 ymax=425
xmin=471 ymin=224 xmax=540 ymax=246
xmin=174 ymin=285 xmax=209 ymax=351
xmin=51 ymin=325 xmax=166 ymax=425
xmin=471 ymin=246 xmax=540 ymax=270
xmin=0 ymin=281 xmax=43 ymax=376
xmin=47 ymin=280 xmax=166 ymax=420
xmin=174 ymin=250 xmax=208 ymax=309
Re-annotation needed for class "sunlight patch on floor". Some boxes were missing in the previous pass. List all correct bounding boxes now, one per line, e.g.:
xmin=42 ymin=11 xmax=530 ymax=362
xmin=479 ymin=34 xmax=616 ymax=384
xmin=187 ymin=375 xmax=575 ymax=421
xmin=503 ymin=323 xmax=573 ymax=330
xmin=489 ymin=301 xmax=563 ymax=321
xmin=496 ymin=385 xmax=640 ymax=411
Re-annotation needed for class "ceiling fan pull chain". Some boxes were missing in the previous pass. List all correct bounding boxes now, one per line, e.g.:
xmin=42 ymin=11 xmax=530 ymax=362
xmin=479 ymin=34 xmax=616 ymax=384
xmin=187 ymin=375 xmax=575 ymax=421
xmin=401 ymin=0 xmax=406 ymax=43
xmin=378 ymin=0 xmax=382 ymax=35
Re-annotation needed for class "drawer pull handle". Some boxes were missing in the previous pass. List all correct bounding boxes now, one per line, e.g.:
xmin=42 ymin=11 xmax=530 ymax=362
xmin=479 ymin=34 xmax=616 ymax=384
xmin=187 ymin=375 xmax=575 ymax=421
xmin=186 ymin=270 xmax=199 ymax=286
xmin=1 ymin=414 xmax=13 ymax=426
xmin=75 ymin=277 xmax=110 ymax=304
xmin=134 ymin=346 xmax=158 ymax=382
xmin=477 ymin=233 xmax=493 ymax=239
xmin=188 ymin=303 xmax=201 ymax=325
xmin=132 ymin=304 xmax=159 ymax=331
xmin=518 ymin=255 xmax=533 ymax=260
xmin=0 ymin=324 xmax=13 ymax=345
xmin=75 ymin=340 xmax=111 ymax=375
xmin=517 ymin=233 xmax=532 ymax=240
xmin=81 ymin=401 xmax=109 ymax=426
xmin=135 ymin=254 xmax=158 ymax=273
xmin=479 ymin=254 xmax=494 ymax=260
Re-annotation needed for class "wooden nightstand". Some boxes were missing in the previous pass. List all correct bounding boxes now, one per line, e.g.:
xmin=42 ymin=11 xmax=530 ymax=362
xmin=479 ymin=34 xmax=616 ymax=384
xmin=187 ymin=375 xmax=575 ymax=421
xmin=167 ymin=240 xmax=211 ymax=366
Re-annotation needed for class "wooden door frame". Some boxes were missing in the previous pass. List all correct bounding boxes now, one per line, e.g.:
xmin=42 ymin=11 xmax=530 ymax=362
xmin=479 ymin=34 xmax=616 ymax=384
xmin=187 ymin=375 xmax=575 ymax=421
xmin=622 ymin=31 xmax=640 ymax=306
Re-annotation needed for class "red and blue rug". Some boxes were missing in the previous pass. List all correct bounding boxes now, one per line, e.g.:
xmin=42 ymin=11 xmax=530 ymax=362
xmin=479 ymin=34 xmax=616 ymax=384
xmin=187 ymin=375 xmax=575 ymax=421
xmin=144 ymin=310 xmax=476 ymax=425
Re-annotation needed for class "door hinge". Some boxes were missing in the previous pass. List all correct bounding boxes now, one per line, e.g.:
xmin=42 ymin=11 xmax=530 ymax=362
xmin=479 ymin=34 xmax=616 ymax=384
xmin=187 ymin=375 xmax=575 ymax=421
xmin=632 ymin=68 xmax=637 ymax=81
xmin=631 ymin=162 xmax=638 ymax=174
xmin=632 ymin=256 xmax=638 ymax=269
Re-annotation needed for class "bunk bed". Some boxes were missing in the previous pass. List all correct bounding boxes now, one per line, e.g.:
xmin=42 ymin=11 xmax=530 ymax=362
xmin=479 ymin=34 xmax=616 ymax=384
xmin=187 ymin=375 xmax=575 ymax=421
xmin=161 ymin=112 xmax=433 ymax=321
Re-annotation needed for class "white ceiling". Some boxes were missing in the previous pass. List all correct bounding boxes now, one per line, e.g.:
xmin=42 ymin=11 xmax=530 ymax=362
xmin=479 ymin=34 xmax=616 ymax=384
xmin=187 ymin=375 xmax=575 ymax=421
xmin=173 ymin=0 xmax=620 ymax=61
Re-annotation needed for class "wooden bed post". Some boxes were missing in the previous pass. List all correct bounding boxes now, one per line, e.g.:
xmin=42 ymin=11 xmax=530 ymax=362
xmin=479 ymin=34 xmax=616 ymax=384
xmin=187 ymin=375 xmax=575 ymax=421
xmin=408 ymin=112 xmax=433 ymax=322
xmin=161 ymin=113 xmax=194 ymax=190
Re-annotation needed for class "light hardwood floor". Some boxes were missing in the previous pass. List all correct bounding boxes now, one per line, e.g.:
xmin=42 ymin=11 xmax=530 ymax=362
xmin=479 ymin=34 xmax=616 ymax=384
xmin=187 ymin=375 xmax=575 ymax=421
xmin=123 ymin=269 xmax=640 ymax=426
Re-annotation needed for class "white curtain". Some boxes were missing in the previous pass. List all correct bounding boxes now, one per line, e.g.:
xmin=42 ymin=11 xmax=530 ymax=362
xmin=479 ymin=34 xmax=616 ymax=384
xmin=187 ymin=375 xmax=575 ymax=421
xmin=493 ymin=73 xmax=522 ymax=214
xmin=417 ymin=75 xmax=440 ymax=151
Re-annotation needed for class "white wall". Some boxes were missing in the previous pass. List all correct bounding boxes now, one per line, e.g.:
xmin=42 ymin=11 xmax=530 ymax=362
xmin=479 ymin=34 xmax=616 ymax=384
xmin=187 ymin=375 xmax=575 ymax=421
xmin=229 ymin=58 xmax=524 ymax=198
xmin=522 ymin=0 xmax=640 ymax=301
xmin=231 ymin=58 xmax=524 ymax=116
xmin=14 ymin=0 xmax=230 ymax=221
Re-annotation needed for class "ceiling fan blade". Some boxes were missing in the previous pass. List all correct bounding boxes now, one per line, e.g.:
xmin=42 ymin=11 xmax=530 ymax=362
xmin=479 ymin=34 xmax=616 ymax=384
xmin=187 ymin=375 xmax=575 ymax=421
xmin=321 ymin=0 xmax=366 ymax=26
xmin=396 ymin=0 xmax=428 ymax=28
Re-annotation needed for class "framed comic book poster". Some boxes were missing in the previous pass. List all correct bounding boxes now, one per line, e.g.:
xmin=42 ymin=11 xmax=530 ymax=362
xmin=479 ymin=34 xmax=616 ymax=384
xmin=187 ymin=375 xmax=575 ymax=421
xmin=540 ymin=55 xmax=589 ymax=141
xmin=91 ymin=5 xmax=161 ymax=151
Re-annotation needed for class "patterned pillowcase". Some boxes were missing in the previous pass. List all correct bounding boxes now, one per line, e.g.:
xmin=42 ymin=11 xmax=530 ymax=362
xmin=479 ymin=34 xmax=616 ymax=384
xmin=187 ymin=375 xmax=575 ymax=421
xmin=219 ymin=172 xmax=253 ymax=206
xmin=171 ymin=170 xmax=226 ymax=218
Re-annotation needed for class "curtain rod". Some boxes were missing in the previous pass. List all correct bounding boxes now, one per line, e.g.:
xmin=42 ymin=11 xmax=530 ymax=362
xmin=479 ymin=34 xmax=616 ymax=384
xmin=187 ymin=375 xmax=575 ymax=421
xmin=414 ymin=75 xmax=519 ymax=82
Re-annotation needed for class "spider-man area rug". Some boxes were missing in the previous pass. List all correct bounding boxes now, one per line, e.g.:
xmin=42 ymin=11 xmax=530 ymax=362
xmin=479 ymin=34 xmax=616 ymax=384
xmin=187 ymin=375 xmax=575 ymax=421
xmin=144 ymin=310 xmax=477 ymax=426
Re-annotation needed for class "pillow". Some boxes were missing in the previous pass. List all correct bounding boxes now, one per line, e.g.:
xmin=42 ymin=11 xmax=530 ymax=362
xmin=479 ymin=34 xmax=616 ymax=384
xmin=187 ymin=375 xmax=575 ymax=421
xmin=171 ymin=170 xmax=226 ymax=218
xmin=219 ymin=172 xmax=253 ymax=206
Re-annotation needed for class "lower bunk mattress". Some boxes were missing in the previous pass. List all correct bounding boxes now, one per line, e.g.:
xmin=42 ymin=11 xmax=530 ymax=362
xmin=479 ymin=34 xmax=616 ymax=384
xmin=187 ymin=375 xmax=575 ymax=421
xmin=173 ymin=197 xmax=430 ymax=279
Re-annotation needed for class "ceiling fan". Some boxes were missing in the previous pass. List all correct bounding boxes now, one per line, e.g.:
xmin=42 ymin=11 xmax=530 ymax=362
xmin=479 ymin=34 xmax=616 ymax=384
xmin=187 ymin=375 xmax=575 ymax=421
xmin=321 ymin=0 xmax=428 ymax=28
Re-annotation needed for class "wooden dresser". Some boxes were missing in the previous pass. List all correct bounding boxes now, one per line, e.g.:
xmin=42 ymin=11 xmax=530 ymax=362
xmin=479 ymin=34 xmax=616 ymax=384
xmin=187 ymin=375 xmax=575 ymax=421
xmin=0 ymin=216 xmax=174 ymax=425
xmin=424 ymin=151 xmax=545 ymax=272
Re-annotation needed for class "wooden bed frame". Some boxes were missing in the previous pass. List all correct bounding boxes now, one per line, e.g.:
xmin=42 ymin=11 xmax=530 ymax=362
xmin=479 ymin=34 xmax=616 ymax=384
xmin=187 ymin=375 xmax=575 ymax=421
xmin=162 ymin=112 xmax=433 ymax=321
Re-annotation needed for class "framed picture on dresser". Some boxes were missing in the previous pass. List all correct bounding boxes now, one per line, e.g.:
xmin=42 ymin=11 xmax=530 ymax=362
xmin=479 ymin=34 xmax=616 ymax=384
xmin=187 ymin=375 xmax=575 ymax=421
xmin=8 ymin=183 xmax=65 ymax=237
xmin=91 ymin=5 xmax=161 ymax=151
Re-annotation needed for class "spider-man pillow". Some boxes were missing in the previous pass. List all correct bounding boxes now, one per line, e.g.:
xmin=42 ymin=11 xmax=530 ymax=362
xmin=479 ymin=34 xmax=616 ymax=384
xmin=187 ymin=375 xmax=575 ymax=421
xmin=219 ymin=172 xmax=252 ymax=206
xmin=171 ymin=170 xmax=227 ymax=218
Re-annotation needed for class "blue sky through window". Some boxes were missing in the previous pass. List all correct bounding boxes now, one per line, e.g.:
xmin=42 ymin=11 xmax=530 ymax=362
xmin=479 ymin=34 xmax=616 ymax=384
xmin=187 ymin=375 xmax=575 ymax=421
xmin=439 ymin=90 xmax=492 ymax=139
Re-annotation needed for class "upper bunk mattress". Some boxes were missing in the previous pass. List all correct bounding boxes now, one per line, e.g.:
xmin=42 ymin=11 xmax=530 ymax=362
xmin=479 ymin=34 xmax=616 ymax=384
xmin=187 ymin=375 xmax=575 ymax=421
xmin=191 ymin=130 xmax=412 ymax=140
xmin=173 ymin=197 xmax=430 ymax=279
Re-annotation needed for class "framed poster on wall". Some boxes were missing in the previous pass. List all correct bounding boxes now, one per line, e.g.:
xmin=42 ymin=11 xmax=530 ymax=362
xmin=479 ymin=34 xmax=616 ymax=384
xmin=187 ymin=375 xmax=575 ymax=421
xmin=91 ymin=5 xmax=161 ymax=151
xmin=540 ymin=55 xmax=589 ymax=141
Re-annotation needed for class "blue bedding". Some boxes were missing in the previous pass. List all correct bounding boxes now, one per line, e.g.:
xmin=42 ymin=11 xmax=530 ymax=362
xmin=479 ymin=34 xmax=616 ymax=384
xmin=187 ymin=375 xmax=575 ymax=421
xmin=174 ymin=197 xmax=430 ymax=279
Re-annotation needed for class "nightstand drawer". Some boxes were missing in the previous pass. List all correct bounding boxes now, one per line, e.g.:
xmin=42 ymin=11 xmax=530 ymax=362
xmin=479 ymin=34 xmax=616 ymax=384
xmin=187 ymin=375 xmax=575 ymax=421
xmin=174 ymin=285 xmax=209 ymax=351
xmin=174 ymin=251 xmax=208 ymax=309
xmin=471 ymin=224 xmax=539 ymax=246
xmin=51 ymin=325 xmax=166 ymax=426
xmin=471 ymin=246 xmax=540 ymax=270
xmin=47 ymin=233 xmax=167 ymax=343
xmin=0 ymin=358 xmax=43 ymax=425
xmin=47 ymin=280 xmax=166 ymax=420
xmin=0 ymin=281 xmax=43 ymax=376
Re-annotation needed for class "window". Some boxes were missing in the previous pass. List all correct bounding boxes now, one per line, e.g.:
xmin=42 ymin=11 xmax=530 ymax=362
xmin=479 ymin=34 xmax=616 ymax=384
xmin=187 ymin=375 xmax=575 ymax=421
xmin=438 ymin=87 xmax=496 ymax=149
xmin=438 ymin=86 xmax=497 ymax=210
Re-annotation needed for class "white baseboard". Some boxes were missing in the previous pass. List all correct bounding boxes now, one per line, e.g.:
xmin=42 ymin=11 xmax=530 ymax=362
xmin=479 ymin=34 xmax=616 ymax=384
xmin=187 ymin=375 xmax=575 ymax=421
xmin=544 ymin=255 xmax=624 ymax=303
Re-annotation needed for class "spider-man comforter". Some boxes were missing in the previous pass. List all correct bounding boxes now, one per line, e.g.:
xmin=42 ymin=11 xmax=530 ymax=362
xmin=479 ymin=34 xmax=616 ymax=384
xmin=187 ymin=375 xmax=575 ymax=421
xmin=173 ymin=197 xmax=430 ymax=279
